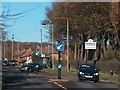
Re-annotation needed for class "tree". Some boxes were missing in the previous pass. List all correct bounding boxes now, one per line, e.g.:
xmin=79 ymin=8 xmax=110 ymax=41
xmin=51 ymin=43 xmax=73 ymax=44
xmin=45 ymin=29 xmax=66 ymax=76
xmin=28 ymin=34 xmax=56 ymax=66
xmin=43 ymin=2 xmax=119 ymax=62
xmin=32 ymin=51 xmax=41 ymax=63
xmin=0 ymin=4 xmax=40 ymax=60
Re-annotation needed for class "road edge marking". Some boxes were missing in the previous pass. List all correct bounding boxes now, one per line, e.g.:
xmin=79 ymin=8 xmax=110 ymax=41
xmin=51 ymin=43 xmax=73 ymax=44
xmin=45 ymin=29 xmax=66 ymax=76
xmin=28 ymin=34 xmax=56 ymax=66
xmin=53 ymin=81 xmax=68 ymax=90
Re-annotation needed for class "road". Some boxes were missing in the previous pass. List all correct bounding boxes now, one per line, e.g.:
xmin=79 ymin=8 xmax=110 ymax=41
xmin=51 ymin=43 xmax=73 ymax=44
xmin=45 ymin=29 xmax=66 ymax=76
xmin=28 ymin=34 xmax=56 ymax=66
xmin=2 ymin=65 xmax=119 ymax=90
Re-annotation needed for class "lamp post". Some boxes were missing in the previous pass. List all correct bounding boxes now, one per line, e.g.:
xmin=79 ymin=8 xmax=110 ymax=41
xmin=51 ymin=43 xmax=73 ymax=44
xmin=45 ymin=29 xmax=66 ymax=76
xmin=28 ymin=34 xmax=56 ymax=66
xmin=67 ymin=19 xmax=69 ymax=72
xmin=40 ymin=29 xmax=42 ymax=55
xmin=17 ymin=39 xmax=20 ymax=62
xmin=42 ymin=21 xmax=54 ymax=70
xmin=12 ymin=34 xmax=14 ymax=60
xmin=4 ymin=40 xmax=6 ymax=59
xmin=0 ymin=30 xmax=2 ymax=61
xmin=48 ymin=38 xmax=50 ymax=55
xmin=51 ymin=24 xmax=54 ymax=70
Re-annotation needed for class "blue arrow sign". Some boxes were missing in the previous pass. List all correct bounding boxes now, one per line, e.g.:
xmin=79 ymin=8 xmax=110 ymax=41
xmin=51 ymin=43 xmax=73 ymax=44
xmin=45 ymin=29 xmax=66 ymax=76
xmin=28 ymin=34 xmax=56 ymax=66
xmin=57 ymin=64 xmax=62 ymax=69
xmin=35 ymin=50 xmax=40 ymax=56
xmin=56 ymin=41 xmax=64 ymax=51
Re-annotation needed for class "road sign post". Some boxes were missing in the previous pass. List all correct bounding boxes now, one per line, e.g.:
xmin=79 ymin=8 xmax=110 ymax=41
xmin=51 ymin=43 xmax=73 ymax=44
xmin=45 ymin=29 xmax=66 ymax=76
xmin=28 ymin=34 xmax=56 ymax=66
xmin=56 ymin=41 xmax=64 ymax=79
xmin=35 ymin=50 xmax=41 ymax=57
xmin=85 ymin=39 xmax=96 ymax=63
xmin=58 ymin=51 xmax=61 ymax=79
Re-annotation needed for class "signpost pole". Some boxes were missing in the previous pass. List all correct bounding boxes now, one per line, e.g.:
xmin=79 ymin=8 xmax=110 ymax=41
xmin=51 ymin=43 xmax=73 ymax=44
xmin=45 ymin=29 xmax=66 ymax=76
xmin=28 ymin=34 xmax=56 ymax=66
xmin=85 ymin=39 xmax=96 ymax=64
xmin=58 ymin=51 xmax=61 ymax=79
xmin=56 ymin=40 xmax=64 ymax=79
xmin=86 ymin=49 xmax=88 ymax=64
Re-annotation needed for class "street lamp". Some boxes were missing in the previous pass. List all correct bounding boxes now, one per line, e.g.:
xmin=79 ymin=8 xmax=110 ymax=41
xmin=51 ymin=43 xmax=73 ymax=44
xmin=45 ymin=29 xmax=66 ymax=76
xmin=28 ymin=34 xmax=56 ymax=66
xmin=42 ymin=20 xmax=55 ymax=70
xmin=51 ymin=24 xmax=54 ymax=70
xmin=12 ymin=34 xmax=14 ymax=60
xmin=40 ymin=29 xmax=42 ymax=55
xmin=67 ymin=19 xmax=70 ymax=72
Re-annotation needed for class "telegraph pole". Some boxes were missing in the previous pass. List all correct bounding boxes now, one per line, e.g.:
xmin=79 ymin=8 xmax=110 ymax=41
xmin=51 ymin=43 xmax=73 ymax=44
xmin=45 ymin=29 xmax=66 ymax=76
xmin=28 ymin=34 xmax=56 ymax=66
xmin=48 ymin=39 xmax=50 ymax=55
xmin=12 ymin=34 xmax=14 ymax=60
xmin=40 ymin=29 xmax=42 ymax=55
xmin=67 ymin=19 xmax=69 ymax=72
xmin=0 ymin=30 xmax=2 ymax=61
xmin=4 ymin=40 xmax=6 ymax=59
xmin=52 ymin=24 xmax=54 ymax=70
xmin=17 ymin=40 xmax=20 ymax=62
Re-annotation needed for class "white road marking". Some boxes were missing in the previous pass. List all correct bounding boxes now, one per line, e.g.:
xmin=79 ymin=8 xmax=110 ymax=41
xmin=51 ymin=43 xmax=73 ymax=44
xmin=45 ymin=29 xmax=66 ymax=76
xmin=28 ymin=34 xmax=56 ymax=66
xmin=53 ymin=81 xmax=68 ymax=90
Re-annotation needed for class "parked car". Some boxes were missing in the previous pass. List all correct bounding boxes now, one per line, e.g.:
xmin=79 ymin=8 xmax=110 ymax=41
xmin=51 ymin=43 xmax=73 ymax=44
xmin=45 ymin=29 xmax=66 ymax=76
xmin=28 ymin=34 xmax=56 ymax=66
xmin=77 ymin=64 xmax=100 ymax=83
xmin=9 ymin=60 xmax=17 ymax=66
xmin=33 ymin=63 xmax=43 ymax=71
xmin=2 ymin=60 xmax=10 ymax=66
xmin=20 ymin=63 xmax=34 ymax=72
xmin=20 ymin=63 xmax=42 ymax=72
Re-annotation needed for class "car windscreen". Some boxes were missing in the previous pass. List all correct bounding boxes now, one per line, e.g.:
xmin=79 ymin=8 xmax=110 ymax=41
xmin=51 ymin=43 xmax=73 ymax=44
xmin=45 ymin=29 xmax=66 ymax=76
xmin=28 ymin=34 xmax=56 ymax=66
xmin=80 ymin=64 xmax=96 ymax=70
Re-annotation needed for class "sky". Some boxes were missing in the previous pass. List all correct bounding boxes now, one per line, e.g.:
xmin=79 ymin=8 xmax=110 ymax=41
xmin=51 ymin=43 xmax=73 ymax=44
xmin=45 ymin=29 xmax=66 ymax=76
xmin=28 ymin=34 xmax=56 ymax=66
xmin=2 ymin=2 xmax=52 ymax=42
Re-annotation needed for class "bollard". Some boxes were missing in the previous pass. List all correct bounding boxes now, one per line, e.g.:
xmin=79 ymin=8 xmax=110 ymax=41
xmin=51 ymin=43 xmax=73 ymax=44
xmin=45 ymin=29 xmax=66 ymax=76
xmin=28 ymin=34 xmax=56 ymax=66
xmin=110 ymin=70 xmax=113 ymax=75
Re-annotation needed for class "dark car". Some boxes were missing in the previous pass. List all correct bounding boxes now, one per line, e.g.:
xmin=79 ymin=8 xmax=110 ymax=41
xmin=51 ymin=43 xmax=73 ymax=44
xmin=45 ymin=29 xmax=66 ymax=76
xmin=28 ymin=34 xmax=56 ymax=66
xmin=2 ymin=60 xmax=10 ymax=66
xmin=20 ymin=63 xmax=34 ymax=72
xmin=33 ymin=63 xmax=43 ymax=71
xmin=9 ymin=60 xmax=17 ymax=66
xmin=20 ymin=63 xmax=42 ymax=72
xmin=77 ymin=64 xmax=100 ymax=83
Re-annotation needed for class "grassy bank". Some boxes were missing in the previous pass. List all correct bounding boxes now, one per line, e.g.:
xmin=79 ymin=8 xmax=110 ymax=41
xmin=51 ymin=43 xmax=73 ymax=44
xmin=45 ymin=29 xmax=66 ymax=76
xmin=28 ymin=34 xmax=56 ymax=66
xmin=44 ymin=67 xmax=77 ymax=76
xmin=100 ymin=73 xmax=119 ymax=83
xmin=44 ymin=68 xmax=119 ymax=84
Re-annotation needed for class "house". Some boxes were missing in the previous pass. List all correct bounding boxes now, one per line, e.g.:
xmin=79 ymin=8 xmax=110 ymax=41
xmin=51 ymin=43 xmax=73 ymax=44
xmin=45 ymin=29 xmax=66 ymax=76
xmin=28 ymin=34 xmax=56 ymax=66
xmin=15 ymin=43 xmax=67 ymax=62
xmin=17 ymin=48 xmax=33 ymax=62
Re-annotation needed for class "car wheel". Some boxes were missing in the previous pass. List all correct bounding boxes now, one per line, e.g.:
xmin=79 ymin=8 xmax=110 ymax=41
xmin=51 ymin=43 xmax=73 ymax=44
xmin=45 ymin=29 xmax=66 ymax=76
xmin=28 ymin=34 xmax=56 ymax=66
xmin=29 ymin=69 xmax=33 ymax=72
xmin=31 ymin=69 xmax=34 ymax=72
xmin=94 ymin=79 xmax=99 ymax=83
xmin=78 ymin=75 xmax=81 ymax=81
xmin=27 ymin=69 xmax=30 ymax=72
xmin=21 ymin=70 xmax=24 ymax=72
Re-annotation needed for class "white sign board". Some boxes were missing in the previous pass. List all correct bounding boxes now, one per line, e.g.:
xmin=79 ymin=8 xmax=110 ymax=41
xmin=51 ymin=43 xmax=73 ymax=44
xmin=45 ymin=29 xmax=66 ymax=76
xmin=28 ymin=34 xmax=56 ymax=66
xmin=85 ymin=39 xmax=96 ymax=49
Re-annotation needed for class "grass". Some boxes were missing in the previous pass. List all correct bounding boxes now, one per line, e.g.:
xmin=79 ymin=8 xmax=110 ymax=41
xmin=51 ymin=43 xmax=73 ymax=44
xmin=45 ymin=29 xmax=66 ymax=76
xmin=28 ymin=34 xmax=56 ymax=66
xmin=100 ymin=73 xmax=119 ymax=83
xmin=44 ymin=68 xmax=119 ymax=84
xmin=44 ymin=67 xmax=77 ymax=76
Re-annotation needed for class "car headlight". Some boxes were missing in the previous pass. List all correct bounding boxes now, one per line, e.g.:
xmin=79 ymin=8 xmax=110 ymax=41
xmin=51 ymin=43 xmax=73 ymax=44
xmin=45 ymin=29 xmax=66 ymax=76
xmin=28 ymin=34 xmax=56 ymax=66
xmin=94 ymin=73 xmax=99 ymax=75
xmin=80 ymin=72 xmax=84 ymax=75
xmin=25 ymin=67 xmax=28 ymax=70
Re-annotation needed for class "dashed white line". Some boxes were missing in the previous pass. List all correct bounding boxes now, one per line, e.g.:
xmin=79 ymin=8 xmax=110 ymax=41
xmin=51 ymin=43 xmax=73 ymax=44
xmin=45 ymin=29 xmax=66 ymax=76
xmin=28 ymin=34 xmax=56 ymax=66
xmin=53 ymin=81 xmax=68 ymax=90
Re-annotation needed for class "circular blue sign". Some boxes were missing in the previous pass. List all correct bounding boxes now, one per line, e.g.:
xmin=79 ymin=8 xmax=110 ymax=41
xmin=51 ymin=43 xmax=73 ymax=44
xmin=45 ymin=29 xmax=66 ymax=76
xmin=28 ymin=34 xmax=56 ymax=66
xmin=35 ymin=50 xmax=40 ymax=56
xmin=57 ymin=64 xmax=62 ymax=69
xmin=56 ymin=41 xmax=64 ymax=52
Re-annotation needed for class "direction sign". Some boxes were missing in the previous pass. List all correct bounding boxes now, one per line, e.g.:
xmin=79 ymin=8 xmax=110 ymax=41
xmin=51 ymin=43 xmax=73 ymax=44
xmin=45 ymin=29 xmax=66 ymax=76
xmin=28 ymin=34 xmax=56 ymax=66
xmin=35 ymin=50 xmax=40 ymax=56
xmin=85 ymin=39 xmax=96 ymax=49
xmin=57 ymin=64 xmax=62 ymax=69
xmin=56 ymin=41 xmax=64 ymax=51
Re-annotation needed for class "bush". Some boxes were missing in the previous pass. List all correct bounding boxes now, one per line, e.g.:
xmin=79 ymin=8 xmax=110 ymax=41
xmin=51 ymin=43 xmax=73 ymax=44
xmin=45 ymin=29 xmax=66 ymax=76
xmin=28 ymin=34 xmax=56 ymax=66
xmin=104 ymin=49 xmax=119 ymax=60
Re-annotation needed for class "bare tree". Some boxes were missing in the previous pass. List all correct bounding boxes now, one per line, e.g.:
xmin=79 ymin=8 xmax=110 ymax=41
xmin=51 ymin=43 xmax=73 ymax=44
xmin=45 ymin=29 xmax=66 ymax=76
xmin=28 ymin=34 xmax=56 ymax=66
xmin=0 ymin=4 xmax=40 ymax=60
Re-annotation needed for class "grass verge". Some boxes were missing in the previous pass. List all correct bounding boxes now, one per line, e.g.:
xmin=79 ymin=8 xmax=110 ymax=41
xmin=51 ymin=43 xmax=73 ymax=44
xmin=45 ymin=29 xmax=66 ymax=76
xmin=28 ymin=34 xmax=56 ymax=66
xmin=100 ymin=73 xmax=119 ymax=83
xmin=44 ymin=68 xmax=119 ymax=84
xmin=44 ymin=67 xmax=77 ymax=76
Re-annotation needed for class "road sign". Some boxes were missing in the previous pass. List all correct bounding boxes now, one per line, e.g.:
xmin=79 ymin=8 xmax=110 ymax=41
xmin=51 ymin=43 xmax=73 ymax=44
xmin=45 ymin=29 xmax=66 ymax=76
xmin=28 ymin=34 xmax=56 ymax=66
xmin=57 ymin=64 xmax=62 ymax=69
xmin=35 ymin=50 xmax=40 ymax=56
xmin=56 ymin=41 xmax=64 ymax=51
xmin=85 ymin=39 xmax=96 ymax=49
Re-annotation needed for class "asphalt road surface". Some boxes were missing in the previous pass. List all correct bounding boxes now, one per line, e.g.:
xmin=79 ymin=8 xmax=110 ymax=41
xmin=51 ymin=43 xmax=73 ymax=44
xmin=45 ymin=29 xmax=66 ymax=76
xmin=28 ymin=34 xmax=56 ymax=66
xmin=2 ymin=65 xmax=119 ymax=90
